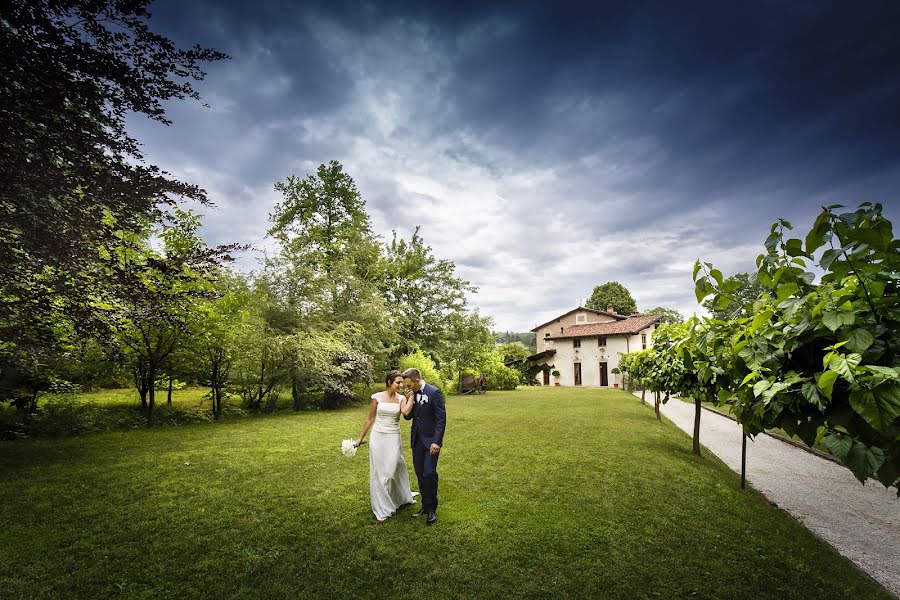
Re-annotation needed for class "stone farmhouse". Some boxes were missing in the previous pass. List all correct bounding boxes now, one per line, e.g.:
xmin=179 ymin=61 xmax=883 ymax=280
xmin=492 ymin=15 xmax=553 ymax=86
xmin=527 ymin=305 xmax=660 ymax=387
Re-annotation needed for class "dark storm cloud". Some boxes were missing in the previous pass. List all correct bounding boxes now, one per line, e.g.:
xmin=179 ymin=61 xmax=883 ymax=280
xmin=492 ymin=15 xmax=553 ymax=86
xmin=148 ymin=0 xmax=900 ymax=201
xmin=439 ymin=2 xmax=900 ymax=176
xmin=133 ymin=0 xmax=900 ymax=328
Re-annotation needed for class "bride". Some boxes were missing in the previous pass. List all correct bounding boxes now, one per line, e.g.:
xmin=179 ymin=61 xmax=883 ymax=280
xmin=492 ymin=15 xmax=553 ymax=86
xmin=355 ymin=370 xmax=415 ymax=523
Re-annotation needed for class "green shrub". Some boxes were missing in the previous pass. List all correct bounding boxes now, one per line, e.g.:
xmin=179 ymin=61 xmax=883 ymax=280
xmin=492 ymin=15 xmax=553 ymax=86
xmin=397 ymin=350 xmax=447 ymax=391
xmin=154 ymin=378 xmax=187 ymax=391
xmin=481 ymin=362 xmax=519 ymax=391
xmin=27 ymin=395 xmax=144 ymax=436
xmin=23 ymin=393 xmax=250 ymax=437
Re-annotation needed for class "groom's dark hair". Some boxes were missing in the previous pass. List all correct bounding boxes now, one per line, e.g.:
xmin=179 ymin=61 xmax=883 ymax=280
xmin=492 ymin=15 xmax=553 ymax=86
xmin=401 ymin=368 xmax=421 ymax=380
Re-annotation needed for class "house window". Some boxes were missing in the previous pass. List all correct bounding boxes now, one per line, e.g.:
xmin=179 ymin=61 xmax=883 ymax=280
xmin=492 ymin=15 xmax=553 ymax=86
xmin=576 ymin=314 xmax=586 ymax=323
xmin=561 ymin=327 xmax=564 ymax=334
xmin=598 ymin=337 xmax=607 ymax=347
xmin=642 ymin=334 xmax=647 ymax=349
xmin=573 ymin=338 xmax=581 ymax=348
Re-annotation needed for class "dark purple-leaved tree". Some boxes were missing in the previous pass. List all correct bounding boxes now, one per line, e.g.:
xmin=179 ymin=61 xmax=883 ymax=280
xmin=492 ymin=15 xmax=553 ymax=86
xmin=0 ymin=0 xmax=229 ymax=402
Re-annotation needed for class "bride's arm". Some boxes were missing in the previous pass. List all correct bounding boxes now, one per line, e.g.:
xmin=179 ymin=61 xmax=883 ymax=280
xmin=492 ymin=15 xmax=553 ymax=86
xmin=400 ymin=391 xmax=414 ymax=416
xmin=356 ymin=399 xmax=378 ymax=446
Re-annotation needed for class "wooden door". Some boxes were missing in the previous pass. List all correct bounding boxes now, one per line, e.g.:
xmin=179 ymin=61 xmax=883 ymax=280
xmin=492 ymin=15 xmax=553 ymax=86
xmin=574 ymin=362 xmax=582 ymax=386
xmin=599 ymin=362 xmax=608 ymax=387
xmin=543 ymin=369 xmax=549 ymax=385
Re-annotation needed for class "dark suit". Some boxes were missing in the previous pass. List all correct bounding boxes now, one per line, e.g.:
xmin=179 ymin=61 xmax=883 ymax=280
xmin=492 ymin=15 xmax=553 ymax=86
xmin=403 ymin=381 xmax=446 ymax=513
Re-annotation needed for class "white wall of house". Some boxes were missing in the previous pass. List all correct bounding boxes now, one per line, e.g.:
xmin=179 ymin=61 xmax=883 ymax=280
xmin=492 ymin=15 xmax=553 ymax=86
xmin=533 ymin=325 xmax=657 ymax=387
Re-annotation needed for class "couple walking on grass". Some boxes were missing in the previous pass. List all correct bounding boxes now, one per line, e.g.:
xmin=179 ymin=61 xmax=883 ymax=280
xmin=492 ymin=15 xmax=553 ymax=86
xmin=354 ymin=368 xmax=447 ymax=526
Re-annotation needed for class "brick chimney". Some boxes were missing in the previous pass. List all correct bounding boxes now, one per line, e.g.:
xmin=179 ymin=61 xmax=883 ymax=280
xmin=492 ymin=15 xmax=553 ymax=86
xmin=606 ymin=303 xmax=614 ymax=313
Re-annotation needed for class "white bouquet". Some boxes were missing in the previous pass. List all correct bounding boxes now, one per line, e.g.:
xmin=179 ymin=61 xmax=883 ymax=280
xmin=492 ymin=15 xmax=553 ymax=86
xmin=341 ymin=438 xmax=358 ymax=458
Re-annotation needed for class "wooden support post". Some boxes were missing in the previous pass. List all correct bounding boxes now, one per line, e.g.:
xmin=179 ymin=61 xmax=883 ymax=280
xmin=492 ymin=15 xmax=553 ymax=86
xmin=741 ymin=433 xmax=747 ymax=490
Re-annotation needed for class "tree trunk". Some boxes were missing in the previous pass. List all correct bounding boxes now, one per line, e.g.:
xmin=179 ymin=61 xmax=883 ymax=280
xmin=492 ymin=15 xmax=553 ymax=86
xmin=134 ymin=361 xmax=149 ymax=410
xmin=641 ymin=388 xmax=646 ymax=405
xmin=167 ymin=375 xmax=173 ymax=405
xmin=147 ymin=366 xmax=157 ymax=427
xmin=693 ymin=397 xmax=702 ymax=456
xmin=654 ymin=391 xmax=661 ymax=420
xmin=292 ymin=374 xmax=302 ymax=411
xmin=211 ymin=362 xmax=220 ymax=419
xmin=254 ymin=357 xmax=266 ymax=412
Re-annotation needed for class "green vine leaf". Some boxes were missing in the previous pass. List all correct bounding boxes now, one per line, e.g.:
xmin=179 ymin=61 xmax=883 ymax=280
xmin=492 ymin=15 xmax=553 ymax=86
xmin=844 ymin=441 xmax=885 ymax=483
xmin=822 ymin=311 xmax=842 ymax=331
xmin=817 ymin=371 xmax=838 ymax=400
xmin=801 ymin=381 xmax=823 ymax=409
xmin=819 ymin=248 xmax=842 ymax=270
xmin=864 ymin=366 xmax=900 ymax=380
xmin=849 ymin=384 xmax=900 ymax=430
xmin=824 ymin=432 xmax=852 ymax=460
xmin=843 ymin=328 xmax=874 ymax=353
xmin=827 ymin=353 xmax=861 ymax=383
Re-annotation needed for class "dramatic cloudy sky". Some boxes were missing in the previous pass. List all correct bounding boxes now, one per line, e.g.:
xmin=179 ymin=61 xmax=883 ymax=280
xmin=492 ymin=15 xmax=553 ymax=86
xmin=129 ymin=0 xmax=900 ymax=332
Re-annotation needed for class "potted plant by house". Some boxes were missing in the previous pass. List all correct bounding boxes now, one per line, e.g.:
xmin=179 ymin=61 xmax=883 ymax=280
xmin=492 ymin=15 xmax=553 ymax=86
xmin=551 ymin=370 xmax=561 ymax=386
xmin=611 ymin=367 xmax=621 ymax=388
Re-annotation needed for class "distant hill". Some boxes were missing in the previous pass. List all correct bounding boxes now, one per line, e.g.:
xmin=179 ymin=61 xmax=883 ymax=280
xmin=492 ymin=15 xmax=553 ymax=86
xmin=494 ymin=331 xmax=536 ymax=352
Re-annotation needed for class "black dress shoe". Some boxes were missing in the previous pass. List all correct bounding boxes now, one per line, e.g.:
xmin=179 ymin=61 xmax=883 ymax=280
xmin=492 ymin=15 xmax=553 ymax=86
xmin=410 ymin=509 xmax=426 ymax=518
xmin=426 ymin=512 xmax=437 ymax=526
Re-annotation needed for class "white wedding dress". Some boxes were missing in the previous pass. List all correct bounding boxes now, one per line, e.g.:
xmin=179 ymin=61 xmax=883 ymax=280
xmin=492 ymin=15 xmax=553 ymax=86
xmin=369 ymin=392 xmax=414 ymax=520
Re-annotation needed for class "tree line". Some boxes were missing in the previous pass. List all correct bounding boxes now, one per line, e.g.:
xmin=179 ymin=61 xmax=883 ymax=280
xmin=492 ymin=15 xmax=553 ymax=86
xmin=2 ymin=158 xmax=526 ymax=428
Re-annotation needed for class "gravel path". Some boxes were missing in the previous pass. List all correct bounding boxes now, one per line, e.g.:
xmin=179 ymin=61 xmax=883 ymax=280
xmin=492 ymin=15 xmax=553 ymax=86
xmin=633 ymin=392 xmax=900 ymax=596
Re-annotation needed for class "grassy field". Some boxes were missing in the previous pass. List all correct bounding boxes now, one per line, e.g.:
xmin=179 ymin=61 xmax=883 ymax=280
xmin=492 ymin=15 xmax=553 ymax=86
xmin=0 ymin=387 xmax=890 ymax=599
xmin=1 ymin=387 xmax=272 ymax=438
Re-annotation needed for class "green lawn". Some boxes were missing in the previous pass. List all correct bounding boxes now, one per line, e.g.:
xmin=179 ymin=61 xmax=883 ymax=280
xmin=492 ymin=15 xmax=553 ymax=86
xmin=2 ymin=387 xmax=259 ymax=437
xmin=0 ymin=387 xmax=889 ymax=599
xmin=63 ymin=386 xmax=213 ymax=407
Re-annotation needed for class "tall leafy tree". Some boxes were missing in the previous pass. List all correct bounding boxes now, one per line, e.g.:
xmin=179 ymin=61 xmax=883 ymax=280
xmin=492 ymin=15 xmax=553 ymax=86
xmin=268 ymin=161 xmax=394 ymax=362
xmin=497 ymin=342 xmax=531 ymax=364
xmin=1 ymin=0 xmax=227 ymax=355
xmin=586 ymin=282 xmax=638 ymax=315
xmin=263 ymin=161 xmax=392 ymax=409
xmin=643 ymin=306 xmax=684 ymax=324
xmin=189 ymin=271 xmax=251 ymax=419
xmin=441 ymin=311 xmax=495 ymax=392
xmin=380 ymin=227 xmax=475 ymax=356
xmin=111 ymin=210 xmax=225 ymax=426
xmin=269 ymin=161 xmax=376 ymax=285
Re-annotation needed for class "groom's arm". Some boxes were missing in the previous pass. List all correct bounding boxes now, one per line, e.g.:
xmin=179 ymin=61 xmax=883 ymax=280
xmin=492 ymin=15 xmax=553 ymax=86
xmin=432 ymin=387 xmax=446 ymax=446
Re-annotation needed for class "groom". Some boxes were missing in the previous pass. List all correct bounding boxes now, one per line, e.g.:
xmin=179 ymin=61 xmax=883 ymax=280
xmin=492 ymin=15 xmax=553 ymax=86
xmin=401 ymin=368 xmax=446 ymax=526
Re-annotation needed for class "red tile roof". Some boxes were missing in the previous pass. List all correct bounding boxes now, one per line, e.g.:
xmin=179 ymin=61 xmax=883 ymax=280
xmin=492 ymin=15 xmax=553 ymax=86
xmin=546 ymin=315 xmax=660 ymax=339
xmin=531 ymin=306 xmax=624 ymax=332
